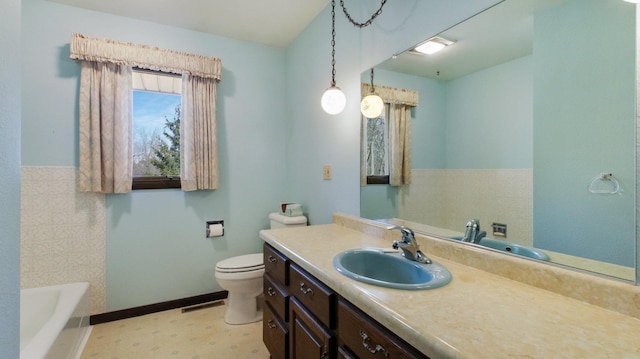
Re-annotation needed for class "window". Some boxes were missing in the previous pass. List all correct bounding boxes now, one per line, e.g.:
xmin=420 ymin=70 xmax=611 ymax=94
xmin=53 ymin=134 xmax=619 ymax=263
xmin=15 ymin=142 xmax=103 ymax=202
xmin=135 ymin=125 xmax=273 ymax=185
xmin=363 ymin=105 xmax=390 ymax=184
xmin=132 ymin=69 xmax=182 ymax=190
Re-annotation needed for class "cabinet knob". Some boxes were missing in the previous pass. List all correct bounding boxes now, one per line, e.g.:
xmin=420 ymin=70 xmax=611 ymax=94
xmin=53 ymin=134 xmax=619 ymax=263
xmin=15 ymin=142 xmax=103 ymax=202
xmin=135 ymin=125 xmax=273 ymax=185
xmin=360 ymin=331 xmax=389 ymax=357
xmin=299 ymin=282 xmax=314 ymax=296
xmin=267 ymin=287 xmax=277 ymax=297
xmin=267 ymin=319 xmax=277 ymax=329
xmin=267 ymin=255 xmax=277 ymax=263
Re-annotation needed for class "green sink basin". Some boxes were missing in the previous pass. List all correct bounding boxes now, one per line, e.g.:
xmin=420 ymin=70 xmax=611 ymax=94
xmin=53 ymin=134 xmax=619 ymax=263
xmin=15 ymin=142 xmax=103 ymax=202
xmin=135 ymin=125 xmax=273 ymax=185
xmin=333 ymin=248 xmax=452 ymax=290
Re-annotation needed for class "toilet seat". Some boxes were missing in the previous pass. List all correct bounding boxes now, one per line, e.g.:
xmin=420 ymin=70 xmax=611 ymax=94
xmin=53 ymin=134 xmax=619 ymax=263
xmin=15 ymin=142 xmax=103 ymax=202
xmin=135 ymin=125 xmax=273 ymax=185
xmin=215 ymin=253 xmax=264 ymax=273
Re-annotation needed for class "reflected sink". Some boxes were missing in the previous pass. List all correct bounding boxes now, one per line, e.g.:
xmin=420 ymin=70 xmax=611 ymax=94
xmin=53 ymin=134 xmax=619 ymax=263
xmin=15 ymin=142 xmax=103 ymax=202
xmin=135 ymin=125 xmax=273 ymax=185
xmin=333 ymin=248 xmax=452 ymax=290
xmin=450 ymin=237 xmax=550 ymax=261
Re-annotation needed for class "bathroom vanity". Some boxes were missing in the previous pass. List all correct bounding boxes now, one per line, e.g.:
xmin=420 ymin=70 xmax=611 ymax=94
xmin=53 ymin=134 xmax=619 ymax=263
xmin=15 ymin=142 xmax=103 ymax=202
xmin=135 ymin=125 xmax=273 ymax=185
xmin=263 ymin=243 xmax=428 ymax=359
xmin=260 ymin=213 xmax=640 ymax=358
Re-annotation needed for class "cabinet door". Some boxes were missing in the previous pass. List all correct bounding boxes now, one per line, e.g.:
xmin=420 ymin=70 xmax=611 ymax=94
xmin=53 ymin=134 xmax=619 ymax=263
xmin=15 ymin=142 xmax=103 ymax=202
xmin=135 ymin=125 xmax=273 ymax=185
xmin=290 ymin=297 xmax=334 ymax=359
xmin=264 ymin=302 xmax=289 ymax=359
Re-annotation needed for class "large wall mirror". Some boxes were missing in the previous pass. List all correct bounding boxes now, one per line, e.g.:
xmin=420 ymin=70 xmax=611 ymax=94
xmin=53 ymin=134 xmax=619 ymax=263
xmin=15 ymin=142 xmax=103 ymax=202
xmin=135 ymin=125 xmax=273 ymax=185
xmin=360 ymin=0 xmax=637 ymax=282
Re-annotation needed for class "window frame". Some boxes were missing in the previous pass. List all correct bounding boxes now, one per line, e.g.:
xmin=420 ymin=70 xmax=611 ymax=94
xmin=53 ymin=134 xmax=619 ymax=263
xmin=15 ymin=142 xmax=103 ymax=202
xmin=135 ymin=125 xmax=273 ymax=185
xmin=132 ymin=176 xmax=181 ymax=190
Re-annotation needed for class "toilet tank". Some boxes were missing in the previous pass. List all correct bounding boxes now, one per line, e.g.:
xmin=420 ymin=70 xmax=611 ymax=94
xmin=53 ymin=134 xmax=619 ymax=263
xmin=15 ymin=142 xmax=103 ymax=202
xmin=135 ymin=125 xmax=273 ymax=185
xmin=269 ymin=212 xmax=307 ymax=229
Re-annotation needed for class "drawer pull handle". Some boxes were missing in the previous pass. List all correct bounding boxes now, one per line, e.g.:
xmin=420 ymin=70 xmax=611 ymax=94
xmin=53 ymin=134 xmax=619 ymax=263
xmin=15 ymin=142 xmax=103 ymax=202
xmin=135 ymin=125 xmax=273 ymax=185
xmin=267 ymin=255 xmax=277 ymax=263
xmin=320 ymin=345 xmax=329 ymax=358
xmin=360 ymin=331 xmax=389 ymax=357
xmin=267 ymin=287 xmax=277 ymax=297
xmin=267 ymin=319 xmax=277 ymax=329
xmin=299 ymin=282 xmax=314 ymax=296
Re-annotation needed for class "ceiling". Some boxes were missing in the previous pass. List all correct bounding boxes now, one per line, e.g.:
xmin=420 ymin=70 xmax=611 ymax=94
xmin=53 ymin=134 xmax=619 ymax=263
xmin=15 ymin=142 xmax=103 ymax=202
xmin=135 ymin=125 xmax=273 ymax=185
xmin=47 ymin=0 xmax=330 ymax=47
xmin=377 ymin=0 xmax=567 ymax=81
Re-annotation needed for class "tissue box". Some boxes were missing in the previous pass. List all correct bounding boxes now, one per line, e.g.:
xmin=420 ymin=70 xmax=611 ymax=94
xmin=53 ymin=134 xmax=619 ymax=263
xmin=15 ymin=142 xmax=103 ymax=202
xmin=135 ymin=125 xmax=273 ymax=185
xmin=283 ymin=203 xmax=303 ymax=217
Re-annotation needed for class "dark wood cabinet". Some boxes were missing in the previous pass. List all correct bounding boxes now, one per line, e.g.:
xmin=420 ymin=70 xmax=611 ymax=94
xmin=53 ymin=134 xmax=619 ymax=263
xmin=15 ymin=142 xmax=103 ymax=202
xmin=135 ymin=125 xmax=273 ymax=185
xmin=290 ymin=297 xmax=334 ymax=359
xmin=290 ymin=263 xmax=336 ymax=329
xmin=263 ymin=244 xmax=291 ymax=359
xmin=337 ymin=300 xmax=429 ymax=359
xmin=263 ymin=301 xmax=288 ymax=359
xmin=265 ymin=273 xmax=289 ymax=322
xmin=263 ymin=243 xmax=429 ymax=359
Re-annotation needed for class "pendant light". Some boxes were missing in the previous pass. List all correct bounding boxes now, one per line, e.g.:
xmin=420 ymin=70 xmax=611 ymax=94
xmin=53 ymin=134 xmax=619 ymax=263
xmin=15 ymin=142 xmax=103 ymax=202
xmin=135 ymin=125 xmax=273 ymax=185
xmin=321 ymin=0 xmax=388 ymax=115
xmin=321 ymin=0 xmax=346 ymax=115
xmin=360 ymin=68 xmax=384 ymax=118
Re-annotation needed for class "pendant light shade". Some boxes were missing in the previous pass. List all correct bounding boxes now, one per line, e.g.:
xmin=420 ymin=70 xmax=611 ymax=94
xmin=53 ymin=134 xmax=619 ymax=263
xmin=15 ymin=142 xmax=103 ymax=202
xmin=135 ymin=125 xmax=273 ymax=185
xmin=360 ymin=94 xmax=384 ymax=118
xmin=360 ymin=68 xmax=383 ymax=118
xmin=321 ymin=85 xmax=346 ymax=115
xmin=321 ymin=0 xmax=388 ymax=116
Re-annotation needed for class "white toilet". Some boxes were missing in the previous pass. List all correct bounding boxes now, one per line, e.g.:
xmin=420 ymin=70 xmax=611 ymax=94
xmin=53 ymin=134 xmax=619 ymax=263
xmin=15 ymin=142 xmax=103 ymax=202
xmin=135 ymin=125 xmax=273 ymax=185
xmin=215 ymin=212 xmax=307 ymax=325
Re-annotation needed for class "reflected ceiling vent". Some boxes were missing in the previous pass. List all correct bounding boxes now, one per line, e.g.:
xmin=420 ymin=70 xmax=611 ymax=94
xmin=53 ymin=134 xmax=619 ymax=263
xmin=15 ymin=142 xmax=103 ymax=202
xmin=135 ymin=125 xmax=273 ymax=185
xmin=133 ymin=70 xmax=181 ymax=95
xmin=411 ymin=36 xmax=455 ymax=55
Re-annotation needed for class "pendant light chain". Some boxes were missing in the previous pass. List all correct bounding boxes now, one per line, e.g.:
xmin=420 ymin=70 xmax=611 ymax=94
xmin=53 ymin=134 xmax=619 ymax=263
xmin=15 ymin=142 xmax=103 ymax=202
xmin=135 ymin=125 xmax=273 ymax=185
xmin=369 ymin=68 xmax=375 ymax=92
xmin=330 ymin=0 xmax=337 ymax=86
xmin=339 ymin=0 xmax=387 ymax=28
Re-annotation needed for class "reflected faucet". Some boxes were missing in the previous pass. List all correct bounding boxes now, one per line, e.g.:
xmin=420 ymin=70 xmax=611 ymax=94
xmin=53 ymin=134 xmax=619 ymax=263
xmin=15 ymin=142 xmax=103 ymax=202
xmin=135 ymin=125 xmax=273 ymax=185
xmin=460 ymin=219 xmax=487 ymax=244
xmin=389 ymin=226 xmax=432 ymax=264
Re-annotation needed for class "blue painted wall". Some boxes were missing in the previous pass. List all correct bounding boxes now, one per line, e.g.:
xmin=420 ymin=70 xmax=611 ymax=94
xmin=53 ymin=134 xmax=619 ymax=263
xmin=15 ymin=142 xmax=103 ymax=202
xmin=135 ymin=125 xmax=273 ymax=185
xmin=287 ymin=0 xmax=502 ymax=225
xmin=360 ymin=56 xmax=531 ymax=219
xmin=22 ymin=0 xmax=289 ymax=310
xmin=19 ymin=0 xmax=501 ymax=313
xmin=0 ymin=0 xmax=21 ymax=356
xmin=533 ymin=0 xmax=636 ymax=266
xmin=445 ymin=55 xmax=533 ymax=169
xmin=359 ymin=68 xmax=447 ymax=219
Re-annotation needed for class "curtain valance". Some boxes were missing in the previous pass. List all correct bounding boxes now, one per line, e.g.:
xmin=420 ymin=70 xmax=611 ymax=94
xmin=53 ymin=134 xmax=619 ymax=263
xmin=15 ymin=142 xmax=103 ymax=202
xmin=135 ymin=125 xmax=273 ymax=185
xmin=70 ymin=33 xmax=222 ymax=80
xmin=361 ymin=83 xmax=418 ymax=107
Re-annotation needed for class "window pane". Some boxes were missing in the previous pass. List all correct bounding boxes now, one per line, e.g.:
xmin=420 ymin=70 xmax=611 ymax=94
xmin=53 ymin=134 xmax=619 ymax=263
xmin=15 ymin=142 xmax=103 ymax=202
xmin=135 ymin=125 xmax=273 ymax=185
xmin=364 ymin=108 xmax=389 ymax=177
xmin=132 ymin=90 xmax=182 ymax=177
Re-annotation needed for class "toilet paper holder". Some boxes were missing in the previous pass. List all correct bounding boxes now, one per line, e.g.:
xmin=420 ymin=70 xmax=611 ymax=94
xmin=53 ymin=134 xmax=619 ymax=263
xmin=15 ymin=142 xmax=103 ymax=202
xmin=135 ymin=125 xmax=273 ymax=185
xmin=206 ymin=220 xmax=224 ymax=238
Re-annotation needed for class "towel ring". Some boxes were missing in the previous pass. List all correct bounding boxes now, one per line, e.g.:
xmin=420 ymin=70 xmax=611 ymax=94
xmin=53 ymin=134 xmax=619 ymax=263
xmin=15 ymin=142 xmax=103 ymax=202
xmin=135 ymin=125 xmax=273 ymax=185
xmin=588 ymin=173 xmax=620 ymax=194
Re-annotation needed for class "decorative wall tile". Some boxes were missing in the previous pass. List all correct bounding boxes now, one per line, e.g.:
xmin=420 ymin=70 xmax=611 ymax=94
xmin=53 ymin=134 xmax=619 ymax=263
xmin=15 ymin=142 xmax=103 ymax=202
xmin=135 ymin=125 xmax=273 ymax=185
xmin=398 ymin=169 xmax=533 ymax=246
xmin=21 ymin=166 xmax=106 ymax=314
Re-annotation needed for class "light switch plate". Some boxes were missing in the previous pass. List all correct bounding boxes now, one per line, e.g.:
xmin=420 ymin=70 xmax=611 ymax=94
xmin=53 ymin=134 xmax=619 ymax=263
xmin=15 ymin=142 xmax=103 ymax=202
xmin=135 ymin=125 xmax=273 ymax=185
xmin=323 ymin=165 xmax=332 ymax=180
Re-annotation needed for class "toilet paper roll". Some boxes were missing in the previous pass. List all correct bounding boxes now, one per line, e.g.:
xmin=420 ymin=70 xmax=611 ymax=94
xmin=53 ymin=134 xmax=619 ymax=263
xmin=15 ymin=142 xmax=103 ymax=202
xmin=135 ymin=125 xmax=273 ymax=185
xmin=208 ymin=223 xmax=224 ymax=237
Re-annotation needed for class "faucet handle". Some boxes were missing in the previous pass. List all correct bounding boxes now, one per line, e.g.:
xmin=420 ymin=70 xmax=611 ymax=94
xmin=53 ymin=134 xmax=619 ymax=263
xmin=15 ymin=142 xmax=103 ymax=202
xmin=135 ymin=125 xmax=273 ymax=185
xmin=386 ymin=225 xmax=415 ymax=243
xmin=400 ymin=227 xmax=414 ymax=242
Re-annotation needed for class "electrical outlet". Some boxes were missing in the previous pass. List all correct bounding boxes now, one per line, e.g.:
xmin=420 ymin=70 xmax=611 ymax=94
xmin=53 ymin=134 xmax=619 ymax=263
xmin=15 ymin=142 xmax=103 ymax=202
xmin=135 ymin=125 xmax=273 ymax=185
xmin=323 ymin=165 xmax=332 ymax=180
xmin=492 ymin=222 xmax=507 ymax=238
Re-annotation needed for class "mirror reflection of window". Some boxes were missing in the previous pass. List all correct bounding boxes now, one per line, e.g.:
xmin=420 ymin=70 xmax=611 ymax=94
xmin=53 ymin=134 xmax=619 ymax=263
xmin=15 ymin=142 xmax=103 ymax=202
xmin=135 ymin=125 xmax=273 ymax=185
xmin=364 ymin=105 xmax=390 ymax=184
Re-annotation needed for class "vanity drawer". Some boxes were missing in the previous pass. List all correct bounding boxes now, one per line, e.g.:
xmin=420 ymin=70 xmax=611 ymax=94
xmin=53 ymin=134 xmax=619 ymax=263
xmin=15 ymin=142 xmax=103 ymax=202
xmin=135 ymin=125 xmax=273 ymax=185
xmin=263 ymin=302 xmax=289 ymax=359
xmin=338 ymin=300 xmax=429 ymax=359
xmin=264 ymin=243 xmax=290 ymax=285
xmin=264 ymin=273 xmax=289 ymax=322
xmin=289 ymin=263 xmax=335 ymax=329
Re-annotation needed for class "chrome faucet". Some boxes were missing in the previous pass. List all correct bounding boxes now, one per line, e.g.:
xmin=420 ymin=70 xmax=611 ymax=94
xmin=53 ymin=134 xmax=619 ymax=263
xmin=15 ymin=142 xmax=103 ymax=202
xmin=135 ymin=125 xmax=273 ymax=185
xmin=389 ymin=226 xmax=432 ymax=264
xmin=460 ymin=219 xmax=487 ymax=244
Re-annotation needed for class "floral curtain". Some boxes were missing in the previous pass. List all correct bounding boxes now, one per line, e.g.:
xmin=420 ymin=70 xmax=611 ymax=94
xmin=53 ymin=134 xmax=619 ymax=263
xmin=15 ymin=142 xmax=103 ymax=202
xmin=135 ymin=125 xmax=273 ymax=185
xmin=181 ymin=74 xmax=219 ymax=190
xmin=70 ymin=33 xmax=222 ymax=193
xmin=389 ymin=103 xmax=412 ymax=186
xmin=78 ymin=61 xmax=133 ymax=193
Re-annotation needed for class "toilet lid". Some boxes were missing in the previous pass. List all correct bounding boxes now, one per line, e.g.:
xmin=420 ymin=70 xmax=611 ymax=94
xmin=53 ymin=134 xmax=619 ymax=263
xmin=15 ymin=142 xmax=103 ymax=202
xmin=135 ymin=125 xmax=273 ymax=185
xmin=216 ymin=253 xmax=264 ymax=272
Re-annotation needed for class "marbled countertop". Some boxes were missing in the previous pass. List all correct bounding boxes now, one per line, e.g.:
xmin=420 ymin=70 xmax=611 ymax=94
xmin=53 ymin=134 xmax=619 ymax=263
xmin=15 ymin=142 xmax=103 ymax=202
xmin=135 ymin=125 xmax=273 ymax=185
xmin=259 ymin=219 xmax=640 ymax=359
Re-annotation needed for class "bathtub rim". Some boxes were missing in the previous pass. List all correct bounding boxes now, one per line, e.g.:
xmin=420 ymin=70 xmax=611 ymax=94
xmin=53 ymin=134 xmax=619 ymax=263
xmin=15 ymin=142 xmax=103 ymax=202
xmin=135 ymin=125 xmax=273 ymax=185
xmin=20 ymin=282 xmax=90 ymax=359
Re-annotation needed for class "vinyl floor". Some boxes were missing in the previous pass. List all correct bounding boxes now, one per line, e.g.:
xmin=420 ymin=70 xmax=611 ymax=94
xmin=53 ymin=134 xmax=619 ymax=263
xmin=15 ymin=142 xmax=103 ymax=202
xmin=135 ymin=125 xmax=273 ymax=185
xmin=80 ymin=301 xmax=269 ymax=359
